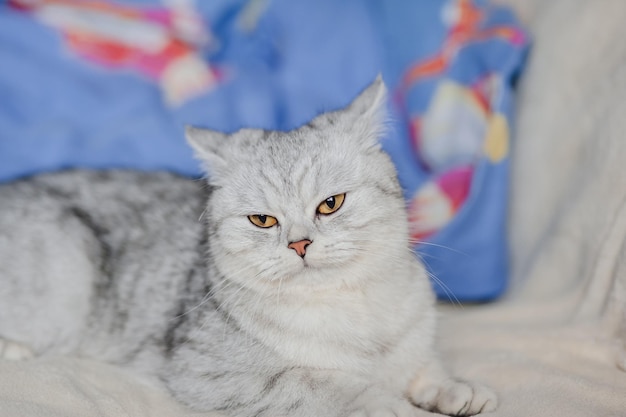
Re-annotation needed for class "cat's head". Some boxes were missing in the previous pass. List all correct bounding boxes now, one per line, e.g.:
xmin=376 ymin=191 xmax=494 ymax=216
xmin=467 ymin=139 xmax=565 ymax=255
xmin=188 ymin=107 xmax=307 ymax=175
xmin=187 ymin=77 xmax=410 ymax=292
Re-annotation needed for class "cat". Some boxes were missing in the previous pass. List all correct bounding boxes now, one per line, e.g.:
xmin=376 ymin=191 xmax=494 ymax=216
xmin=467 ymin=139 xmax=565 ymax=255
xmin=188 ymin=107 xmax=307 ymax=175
xmin=0 ymin=77 xmax=496 ymax=417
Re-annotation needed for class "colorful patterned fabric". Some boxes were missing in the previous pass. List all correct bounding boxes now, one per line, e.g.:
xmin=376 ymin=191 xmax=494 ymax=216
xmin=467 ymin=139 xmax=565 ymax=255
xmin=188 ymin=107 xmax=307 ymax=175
xmin=0 ymin=0 xmax=528 ymax=300
xmin=379 ymin=0 xmax=528 ymax=300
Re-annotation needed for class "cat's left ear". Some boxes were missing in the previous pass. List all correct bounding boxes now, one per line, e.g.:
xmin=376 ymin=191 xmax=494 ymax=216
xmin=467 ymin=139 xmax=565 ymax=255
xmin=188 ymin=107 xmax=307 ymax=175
xmin=185 ymin=126 xmax=228 ymax=178
xmin=347 ymin=74 xmax=387 ymax=120
xmin=344 ymin=74 xmax=388 ymax=151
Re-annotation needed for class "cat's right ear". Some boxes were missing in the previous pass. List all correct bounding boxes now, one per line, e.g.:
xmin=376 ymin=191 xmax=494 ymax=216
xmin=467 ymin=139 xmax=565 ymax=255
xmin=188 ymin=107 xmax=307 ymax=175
xmin=333 ymin=74 xmax=388 ymax=152
xmin=185 ymin=126 xmax=228 ymax=179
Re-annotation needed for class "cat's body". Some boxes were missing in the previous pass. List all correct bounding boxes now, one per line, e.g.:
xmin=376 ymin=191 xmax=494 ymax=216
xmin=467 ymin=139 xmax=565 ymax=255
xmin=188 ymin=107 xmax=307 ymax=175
xmin=0 ymin=170 xmax=206 ymax=362
xmin=0 ymin=78 xmax=496 ymax=416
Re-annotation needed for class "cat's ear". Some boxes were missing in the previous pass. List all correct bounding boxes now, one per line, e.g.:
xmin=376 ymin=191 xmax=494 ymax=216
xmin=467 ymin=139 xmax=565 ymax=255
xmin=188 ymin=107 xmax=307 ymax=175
xmin=347 ymin=74 xmax=387 ymax=123
xmin=185 ymin=126 xmax=228 ymax=178
xmin=337 ymin=74 xmax=388 ymax=151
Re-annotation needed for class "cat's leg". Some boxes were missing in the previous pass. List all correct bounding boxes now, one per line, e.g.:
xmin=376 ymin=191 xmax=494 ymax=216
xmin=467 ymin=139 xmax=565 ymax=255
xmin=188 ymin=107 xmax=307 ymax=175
xmin=168 ymin=364 xmax=423 ymax=417
xmin=256 ymin=371 xmax=422 ymax=417
xmin=345 ymin=385 xmax=423 ymax=417
xmin=408 ymin=362 xmax=497 ymax=416
xmin=0 ymin=337 xmax=34 ymax=361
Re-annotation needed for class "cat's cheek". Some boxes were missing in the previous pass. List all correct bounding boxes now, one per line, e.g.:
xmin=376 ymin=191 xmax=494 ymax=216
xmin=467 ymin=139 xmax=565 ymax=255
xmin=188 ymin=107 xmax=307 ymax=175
xmin=216 ymin=219 xmax=276 ymax=252
xmin=302 ymin=242 xmax=353 ymax=270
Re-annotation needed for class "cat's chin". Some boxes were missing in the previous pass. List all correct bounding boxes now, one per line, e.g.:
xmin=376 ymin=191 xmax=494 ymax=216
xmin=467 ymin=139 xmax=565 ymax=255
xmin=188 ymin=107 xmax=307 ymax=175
xmin=272 ymin=260 xmax=325 ymax=283
xmin=289 ymin=255 xmax=348 ymax=276
xmin=268 ymin=258 xmax=371 ymax=292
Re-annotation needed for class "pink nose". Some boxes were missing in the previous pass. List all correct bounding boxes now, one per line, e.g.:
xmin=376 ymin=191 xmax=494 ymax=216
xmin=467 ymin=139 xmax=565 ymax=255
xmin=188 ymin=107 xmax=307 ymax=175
xmin=288 ymin=239 xmax=312 ymax=258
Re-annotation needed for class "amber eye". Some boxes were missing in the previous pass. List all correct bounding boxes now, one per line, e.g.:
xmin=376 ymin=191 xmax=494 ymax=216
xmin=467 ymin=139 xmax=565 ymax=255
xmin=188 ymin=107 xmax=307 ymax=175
xmin=317 ymin=193 xmax=346 ymax=215
xmin=248 ymin=214 xmax=278 ymax=228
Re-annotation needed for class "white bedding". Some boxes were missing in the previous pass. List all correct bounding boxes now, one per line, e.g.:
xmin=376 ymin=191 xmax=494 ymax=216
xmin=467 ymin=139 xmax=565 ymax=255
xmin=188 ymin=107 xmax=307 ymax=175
xmin=2 ymin=0 xmax=626 ymax=416
xmin=442 ymin=0 xmax=626 ymax=415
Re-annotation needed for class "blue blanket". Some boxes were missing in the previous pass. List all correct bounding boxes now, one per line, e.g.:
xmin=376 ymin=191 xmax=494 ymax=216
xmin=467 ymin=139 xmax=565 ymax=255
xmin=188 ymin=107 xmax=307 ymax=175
xmin=0 ymin=0 xmax=528 ymax=301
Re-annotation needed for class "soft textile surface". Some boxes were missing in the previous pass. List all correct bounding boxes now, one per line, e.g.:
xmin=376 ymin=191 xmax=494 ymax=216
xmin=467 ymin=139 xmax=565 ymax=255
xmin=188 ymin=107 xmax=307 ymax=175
xmin=2 ymin=0 xmax=626 ymax=416
xmin=0 ymin=0 xmax=528 ymax=301
xmin=441 ymin=0 xmax=626 ymax=415
xmin=0 ymin=357 xmax=220 ymax=417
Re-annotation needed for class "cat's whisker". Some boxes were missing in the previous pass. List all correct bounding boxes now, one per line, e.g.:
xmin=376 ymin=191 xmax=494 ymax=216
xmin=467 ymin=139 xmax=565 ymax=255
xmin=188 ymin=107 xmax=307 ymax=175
xmin=198 ymin=208 xmax=208 ymax=222
xmin=179 ymin=279 xmax=252 ymax=348
xmin=429 ymin=274 xmax=464 ymax=308
xmin=367 ymin=251 xmax=462 ymax=304
xmin=175 ymin=264 xmax=261 ymax=321
xmin=175 ymin=278 xmax=229 ymax=320
xmin=410 ymin=241 xmax=470 ymax=258
xmin=414 ymin=257 xmax=463 ymax=308
xmin=232 ymin=267 xmax=281 ymax=346
xmin=214 ymin=264 xmax=278 ymax=338
xmin=276 ymin=275 xmax=284 ymax=307
xmin=180 ymin=265 xmax=267 ymax=345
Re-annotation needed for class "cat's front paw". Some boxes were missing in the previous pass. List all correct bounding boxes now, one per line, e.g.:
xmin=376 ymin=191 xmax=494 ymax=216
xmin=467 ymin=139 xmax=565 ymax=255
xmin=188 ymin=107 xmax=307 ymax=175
xmin=409 ymin=378 xmax=497 ymax=416
xmin=0 ymin=338 xmax=34 ymax=361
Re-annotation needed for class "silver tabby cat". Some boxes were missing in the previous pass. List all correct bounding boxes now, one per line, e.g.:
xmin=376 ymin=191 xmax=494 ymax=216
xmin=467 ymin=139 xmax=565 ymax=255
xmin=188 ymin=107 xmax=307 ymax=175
xmin=0 ymin=78 xmax=496 ymax=416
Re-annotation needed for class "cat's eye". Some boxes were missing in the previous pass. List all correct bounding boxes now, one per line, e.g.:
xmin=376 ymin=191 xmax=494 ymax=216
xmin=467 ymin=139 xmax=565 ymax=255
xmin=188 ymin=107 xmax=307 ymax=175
xmin=248 ymin=214 xmax=278 ymax=228
xmin=317 ymin=193 xmax=346 ymax=215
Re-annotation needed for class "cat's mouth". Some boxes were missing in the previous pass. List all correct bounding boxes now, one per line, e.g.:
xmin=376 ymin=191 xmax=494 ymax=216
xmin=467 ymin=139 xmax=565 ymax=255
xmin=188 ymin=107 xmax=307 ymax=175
xmin=297 ymin=256 xmax=345 ymax=273
xmin=288 ymin=257 xmax=319 ymax=276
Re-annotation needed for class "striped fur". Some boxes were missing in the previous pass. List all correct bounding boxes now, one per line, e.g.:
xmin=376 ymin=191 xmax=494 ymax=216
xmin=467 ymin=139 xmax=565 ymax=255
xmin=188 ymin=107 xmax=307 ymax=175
xmin=0 ymin=78 xmax=496 ymax=416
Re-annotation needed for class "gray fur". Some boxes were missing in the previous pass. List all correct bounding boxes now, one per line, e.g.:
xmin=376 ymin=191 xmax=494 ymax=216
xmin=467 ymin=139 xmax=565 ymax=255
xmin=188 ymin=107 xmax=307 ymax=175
xmin=0 ymin=78 xmax=496 ymax=416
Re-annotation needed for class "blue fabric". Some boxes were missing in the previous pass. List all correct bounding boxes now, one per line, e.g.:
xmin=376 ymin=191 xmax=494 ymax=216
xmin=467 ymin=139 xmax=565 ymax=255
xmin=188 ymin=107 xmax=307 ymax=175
xmin=0 ymin=0 xmax=528 ymax=301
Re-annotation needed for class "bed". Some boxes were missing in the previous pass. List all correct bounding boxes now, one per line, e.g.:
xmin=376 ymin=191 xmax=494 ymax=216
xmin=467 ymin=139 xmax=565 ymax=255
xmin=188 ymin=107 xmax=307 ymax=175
xmin=1 ymin=0 xmax=625 ymax=416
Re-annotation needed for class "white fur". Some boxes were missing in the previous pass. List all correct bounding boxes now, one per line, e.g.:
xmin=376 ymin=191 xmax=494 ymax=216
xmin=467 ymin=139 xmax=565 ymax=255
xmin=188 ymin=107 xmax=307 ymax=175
xmin=185 ymin=77 xmax=497 ymax=415
xmin=0 ymin=78 xmax=496 ymax=416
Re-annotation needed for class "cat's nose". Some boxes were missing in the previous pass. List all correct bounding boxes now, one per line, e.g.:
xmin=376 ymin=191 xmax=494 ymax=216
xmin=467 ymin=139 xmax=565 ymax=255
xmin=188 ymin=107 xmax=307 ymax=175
xmin=288 ymin=239 xmax=312 ymax=258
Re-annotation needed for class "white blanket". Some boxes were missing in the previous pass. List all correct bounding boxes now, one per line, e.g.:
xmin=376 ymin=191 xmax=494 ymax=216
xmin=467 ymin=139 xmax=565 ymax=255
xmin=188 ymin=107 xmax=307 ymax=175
xmin=2 ymin=0 xmax=626 ymax=416
xmin=442 ymin=0 xmax=626 ymax=415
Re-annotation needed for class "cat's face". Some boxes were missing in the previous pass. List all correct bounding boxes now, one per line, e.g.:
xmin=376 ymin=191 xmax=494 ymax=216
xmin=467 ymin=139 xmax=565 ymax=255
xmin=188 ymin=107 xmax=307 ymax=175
xmin=188 ymin=78 xmax=409 ymax=292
